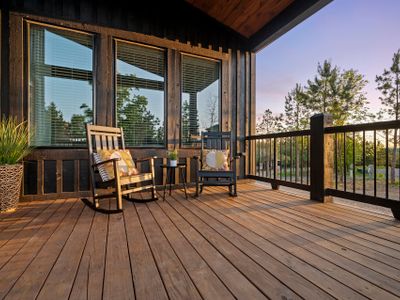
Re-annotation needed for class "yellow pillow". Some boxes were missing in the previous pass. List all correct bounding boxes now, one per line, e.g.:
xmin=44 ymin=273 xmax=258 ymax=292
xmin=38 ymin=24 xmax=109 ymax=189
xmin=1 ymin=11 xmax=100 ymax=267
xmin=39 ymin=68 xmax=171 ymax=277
xmin=202 ymin=150 xmax=230 ymax=171
xmin=94 ymin=149 xmax=139 ymax=181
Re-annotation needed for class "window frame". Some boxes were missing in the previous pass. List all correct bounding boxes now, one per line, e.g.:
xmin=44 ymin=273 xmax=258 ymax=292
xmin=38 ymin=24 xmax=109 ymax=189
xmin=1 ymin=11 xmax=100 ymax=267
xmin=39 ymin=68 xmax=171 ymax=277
xmin=180 ymin=52 xmax=222 ymax=149
xmin=25 ymin=20 xmax=96 ymax=149
xmin=113 ymin=38 xmax=167 ymax=149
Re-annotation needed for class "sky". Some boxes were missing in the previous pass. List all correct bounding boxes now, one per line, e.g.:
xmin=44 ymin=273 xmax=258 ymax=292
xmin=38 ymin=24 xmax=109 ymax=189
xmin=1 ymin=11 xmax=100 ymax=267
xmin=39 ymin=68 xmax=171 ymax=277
xmin=256 ymin=0 xmax=400 ymax=119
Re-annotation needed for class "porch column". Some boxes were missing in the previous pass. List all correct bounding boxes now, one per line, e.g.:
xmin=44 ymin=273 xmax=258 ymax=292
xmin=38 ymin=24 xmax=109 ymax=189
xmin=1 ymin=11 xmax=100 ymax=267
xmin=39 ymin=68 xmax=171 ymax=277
xmin=310 ymin=113 xmax=333 ymax=202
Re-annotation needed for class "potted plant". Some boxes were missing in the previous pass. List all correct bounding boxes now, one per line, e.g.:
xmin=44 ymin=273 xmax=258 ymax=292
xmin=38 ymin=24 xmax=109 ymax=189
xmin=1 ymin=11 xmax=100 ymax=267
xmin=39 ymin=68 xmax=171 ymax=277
xmin=0 ymin=117 xmax=31 ymax=212
xmin=167 ymin=149 xmax=178 ymax=167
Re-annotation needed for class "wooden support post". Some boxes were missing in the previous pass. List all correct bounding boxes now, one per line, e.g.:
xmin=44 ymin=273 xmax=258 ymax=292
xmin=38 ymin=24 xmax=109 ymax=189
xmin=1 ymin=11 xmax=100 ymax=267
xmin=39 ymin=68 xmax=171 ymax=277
xmin=392 ymin=205 xmax=400 ymax=220
xmin=310 ymin=113 xmax=333 ymax=202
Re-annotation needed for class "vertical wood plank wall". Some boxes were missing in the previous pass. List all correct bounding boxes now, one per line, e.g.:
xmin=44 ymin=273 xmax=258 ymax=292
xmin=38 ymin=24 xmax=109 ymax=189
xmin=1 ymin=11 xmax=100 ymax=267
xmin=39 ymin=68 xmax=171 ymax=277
xmin=2 ymin=11 xmax=255 ymax=201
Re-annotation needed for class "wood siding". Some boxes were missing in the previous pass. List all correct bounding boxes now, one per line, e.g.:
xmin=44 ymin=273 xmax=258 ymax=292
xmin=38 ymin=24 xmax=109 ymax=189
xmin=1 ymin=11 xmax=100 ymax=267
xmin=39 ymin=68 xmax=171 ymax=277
xmin=1 ymin=10 xmax=255 ymax=201
xmin=1 ymin=0 xmax=249 ymax=52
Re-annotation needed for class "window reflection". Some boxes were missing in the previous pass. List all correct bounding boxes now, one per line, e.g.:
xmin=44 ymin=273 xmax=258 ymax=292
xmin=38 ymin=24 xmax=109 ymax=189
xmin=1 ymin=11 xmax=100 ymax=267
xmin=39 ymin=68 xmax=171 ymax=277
xmin=181 ymin=54 xmax=220 ymax=147
xmin=116 ymin=41 xmax=165 ymax=147
xmin=29 ymin=24 xmax=93 ymax=147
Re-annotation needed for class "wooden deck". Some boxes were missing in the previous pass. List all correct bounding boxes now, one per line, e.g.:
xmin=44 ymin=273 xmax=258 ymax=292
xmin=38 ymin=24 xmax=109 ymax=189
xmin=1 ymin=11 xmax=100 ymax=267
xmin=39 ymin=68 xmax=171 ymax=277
xmin=1 ymin=181 xmax=400 ymax=299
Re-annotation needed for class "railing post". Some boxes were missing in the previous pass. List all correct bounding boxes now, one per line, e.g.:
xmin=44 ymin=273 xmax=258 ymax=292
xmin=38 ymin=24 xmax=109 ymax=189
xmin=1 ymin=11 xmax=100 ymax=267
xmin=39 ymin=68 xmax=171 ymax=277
xmin=310 ymin=113 xmax=333 ymax=202
xmin=271 ymin=137 xmax=279 ymax=190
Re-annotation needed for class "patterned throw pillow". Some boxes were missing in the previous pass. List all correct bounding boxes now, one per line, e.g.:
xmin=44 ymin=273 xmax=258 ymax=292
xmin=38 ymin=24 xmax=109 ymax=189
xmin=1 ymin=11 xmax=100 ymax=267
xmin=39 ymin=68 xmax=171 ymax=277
xmin=93 ymin=149 xmax=139 ymax=181
xmin=202 ymin=149 xmax=230 ymax=171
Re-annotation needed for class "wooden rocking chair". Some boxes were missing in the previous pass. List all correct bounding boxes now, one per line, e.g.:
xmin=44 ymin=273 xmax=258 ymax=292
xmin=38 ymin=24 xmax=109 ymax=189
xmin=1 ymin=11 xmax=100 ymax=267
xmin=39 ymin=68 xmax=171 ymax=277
xmin=194 ymin=131 xmax=243 ymax=197
xmin=83 ymin=124 xmax=157 ymax=212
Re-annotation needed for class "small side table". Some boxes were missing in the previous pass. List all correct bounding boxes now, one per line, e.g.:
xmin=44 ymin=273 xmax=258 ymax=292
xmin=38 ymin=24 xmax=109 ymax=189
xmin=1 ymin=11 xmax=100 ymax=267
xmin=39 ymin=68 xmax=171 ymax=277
xmin=160 ymin=163 xmax=188 ymax=200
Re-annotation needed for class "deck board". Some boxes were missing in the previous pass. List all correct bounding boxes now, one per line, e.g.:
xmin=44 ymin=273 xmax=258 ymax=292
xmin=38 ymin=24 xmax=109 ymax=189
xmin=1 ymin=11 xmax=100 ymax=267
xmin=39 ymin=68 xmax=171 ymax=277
xmin=4 ymin=200 xmax=83 ymax=300
xmin=0 ymin=181 xmax=400 ymax=300
xmin=208 ymin=188 xmax=398 ymax=299
xmin=147 ymin=201 xmax=234 ymax=300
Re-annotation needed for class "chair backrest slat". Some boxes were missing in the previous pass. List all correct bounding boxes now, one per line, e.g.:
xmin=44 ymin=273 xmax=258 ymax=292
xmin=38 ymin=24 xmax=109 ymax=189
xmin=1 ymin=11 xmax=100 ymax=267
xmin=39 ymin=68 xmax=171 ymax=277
xmin=95 ymin=135 xmax=101 ymax=151
xmin=86 ymin=125 xmax=125 ymax=159
xmin=113 ymin=136 xmax=119 ymax=150
xmin=107 ymin=135 xmax=113 ymax=150
xmin=201 ymin=131 xmax=233 ymax=159
xmin=101 ymin=135 xmax=107 ymax=149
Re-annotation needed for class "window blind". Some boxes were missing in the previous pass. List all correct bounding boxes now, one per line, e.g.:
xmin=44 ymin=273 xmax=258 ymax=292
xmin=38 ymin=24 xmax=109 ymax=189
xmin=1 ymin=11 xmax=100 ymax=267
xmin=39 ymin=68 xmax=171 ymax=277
xmin=29 ymin=23 xmax=94 ymax=147
xmin=181 ymin=54 xmax=220 ymax=147
xmin=116 ymin=41 xmax=165 ymax=147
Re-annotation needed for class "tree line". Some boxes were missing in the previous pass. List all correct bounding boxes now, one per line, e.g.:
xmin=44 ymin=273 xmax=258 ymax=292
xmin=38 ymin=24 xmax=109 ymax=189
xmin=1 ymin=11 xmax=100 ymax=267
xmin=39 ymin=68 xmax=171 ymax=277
xmin=256 ymin=49 xmax=400 ymax=184
xmin=257 ymin=49 xmax=400 ymax=133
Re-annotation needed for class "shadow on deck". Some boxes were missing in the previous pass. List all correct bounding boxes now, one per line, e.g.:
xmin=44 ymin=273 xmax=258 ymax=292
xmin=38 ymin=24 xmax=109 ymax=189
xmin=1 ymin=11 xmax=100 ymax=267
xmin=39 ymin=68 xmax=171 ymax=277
xmin=0 ymin=181 xmax=400 ymax=299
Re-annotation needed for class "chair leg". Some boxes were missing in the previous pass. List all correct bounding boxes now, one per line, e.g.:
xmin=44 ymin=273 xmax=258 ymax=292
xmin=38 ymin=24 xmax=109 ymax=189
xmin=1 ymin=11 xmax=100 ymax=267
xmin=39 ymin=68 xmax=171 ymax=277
xmin=195 ymin=179 xmax=200 ymax=197
xmin=92 ymin=190 xmax=100 ymax=208
xmin=229 ymin=181 xmax=237 ymax=197
xmin=151 ymin=185 xmax=158 ymax=200
xmin=150 ymin=158 xmax=158 ymax=200
xmin=116 ymin=193 xmax=123 ymax=210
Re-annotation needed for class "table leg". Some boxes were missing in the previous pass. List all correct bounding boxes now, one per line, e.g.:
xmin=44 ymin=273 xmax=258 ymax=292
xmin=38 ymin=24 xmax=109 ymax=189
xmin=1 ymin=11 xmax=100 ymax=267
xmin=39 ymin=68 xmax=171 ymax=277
xmin=169 ymin=167 xmax=173 ymax=196
xmin=163 ymin=168 xmax=167 ymax=201
xmin=180 ymin=167 xmax=188 ymax=199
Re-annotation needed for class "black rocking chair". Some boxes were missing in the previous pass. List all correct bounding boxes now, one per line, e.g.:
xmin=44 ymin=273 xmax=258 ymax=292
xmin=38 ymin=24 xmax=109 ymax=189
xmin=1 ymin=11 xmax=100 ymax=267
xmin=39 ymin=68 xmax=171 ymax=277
xmin=194 ymin=131 xmax=243 ymax=197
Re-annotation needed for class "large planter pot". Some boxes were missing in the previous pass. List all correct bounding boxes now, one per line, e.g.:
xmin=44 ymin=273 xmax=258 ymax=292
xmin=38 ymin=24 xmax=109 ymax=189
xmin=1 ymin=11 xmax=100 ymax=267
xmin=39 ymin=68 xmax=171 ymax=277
xmin=0 ymin=164 xmax=23 ymax=212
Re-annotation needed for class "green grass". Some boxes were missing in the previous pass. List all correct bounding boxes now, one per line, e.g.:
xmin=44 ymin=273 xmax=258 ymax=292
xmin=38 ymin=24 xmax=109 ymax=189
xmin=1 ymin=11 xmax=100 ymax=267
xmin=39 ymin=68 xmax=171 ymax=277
xmin=0 ymin=117 xmax=31 ymax=165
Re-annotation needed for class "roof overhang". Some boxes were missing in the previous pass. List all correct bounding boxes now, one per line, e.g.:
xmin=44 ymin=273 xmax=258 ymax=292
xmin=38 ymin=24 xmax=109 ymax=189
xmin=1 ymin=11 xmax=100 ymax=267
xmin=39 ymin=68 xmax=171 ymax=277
xmin=185 ymin=0 xmax=333 ymax=52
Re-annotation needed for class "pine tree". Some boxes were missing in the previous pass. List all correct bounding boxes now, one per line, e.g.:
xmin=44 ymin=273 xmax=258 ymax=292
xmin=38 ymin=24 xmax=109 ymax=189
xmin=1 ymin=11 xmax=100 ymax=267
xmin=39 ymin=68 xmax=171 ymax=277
xmin=305 ymin=60 xmax=369 ymax=126
xmin=284 ymin=83 xmax=310 ymax=130
xmin=256 ymin=109 xmax=283 ymax=134
xmin=376 ymin=49 xmax=400 ymax=184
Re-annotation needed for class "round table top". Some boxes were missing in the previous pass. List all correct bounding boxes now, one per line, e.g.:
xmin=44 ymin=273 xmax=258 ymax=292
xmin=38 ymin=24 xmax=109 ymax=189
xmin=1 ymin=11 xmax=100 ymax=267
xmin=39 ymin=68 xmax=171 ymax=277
xmin=160 ymin=163 xmax=186 ymax=168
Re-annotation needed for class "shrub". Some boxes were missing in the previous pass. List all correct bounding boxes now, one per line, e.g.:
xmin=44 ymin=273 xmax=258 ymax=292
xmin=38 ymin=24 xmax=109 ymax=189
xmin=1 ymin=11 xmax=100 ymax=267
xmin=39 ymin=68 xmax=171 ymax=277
xmin=0 ymin=117 xmax=31 ymax=165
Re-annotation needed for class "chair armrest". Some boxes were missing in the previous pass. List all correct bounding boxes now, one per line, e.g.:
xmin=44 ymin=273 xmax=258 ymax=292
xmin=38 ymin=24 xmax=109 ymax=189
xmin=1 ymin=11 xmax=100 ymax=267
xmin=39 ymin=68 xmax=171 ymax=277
xmin=192 ymin=155 xmax=203 ymax=164
xmin=135 ymin=156 xmax=157 ymax=163
xmin=231 ymin=152 xmax=245 ymax=161
xmin=92 ymin=157 xmax=120 ymax=168
xmin=236 ymin=152 xmax=245 ymax=158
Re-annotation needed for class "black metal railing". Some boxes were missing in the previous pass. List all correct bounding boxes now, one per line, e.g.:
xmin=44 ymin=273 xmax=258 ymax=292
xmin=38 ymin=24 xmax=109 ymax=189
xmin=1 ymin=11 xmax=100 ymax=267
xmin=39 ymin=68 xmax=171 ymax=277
xmin=325 ymin=120 xmax=400 ymax=210
xmin=247 ymin=115 xmax=400 ymax=219
xmin=246 ymin=129 xmax=311 ymax=191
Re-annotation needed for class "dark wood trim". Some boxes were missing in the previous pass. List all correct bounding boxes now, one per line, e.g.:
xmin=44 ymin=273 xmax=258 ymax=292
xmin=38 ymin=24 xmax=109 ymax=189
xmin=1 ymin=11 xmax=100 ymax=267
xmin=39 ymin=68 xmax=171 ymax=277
xmin=221 ymin=59 xmax=230 ymax=132
xmin=11 ymin=12 xmax=229 ymax=61
xmin=95 ymin=33 xmax=113 ymax=126
xmin=1 ymin=9 xmax=10 ymax=117
xmin=22 ymin=191 xmax=92 ymax=202
xmin=8 ymin=13 xmax=24 ymax=122
xmin=250 ymin=0 xmax=332 ymax=52
xmin=167 ymin=48 xmax=179 ymax=150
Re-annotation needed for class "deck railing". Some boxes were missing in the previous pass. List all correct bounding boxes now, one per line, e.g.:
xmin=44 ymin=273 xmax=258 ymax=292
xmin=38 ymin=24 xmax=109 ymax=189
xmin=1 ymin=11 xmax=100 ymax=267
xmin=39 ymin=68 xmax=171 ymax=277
xmin=247 ymin=114 xmax=400 ymax=219
xmin=246 ymin=130 xmax=311 ymax=191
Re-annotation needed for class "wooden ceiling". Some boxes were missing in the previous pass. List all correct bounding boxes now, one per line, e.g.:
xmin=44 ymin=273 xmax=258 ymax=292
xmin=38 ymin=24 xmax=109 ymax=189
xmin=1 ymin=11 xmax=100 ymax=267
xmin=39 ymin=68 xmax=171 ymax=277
xmin=185 ymin=0 xmax=294 ymax=38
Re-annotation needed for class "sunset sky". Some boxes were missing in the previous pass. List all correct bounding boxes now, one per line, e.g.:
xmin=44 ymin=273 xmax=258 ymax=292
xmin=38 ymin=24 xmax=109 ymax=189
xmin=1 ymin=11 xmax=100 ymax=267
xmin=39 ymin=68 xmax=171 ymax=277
xmin=256 ymin=0 xmax=400 ymax=120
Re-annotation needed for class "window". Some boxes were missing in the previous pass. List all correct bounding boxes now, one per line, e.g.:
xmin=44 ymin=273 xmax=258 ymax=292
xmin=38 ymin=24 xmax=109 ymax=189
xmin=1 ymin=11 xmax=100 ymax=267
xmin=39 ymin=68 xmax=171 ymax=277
xmin=115 ymin=40 xmax=165 ymax=147
xmin=28 ymin=23 xmax=94 ymax=147
xmin=181 ymin=54 xmax=220 ymax=147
